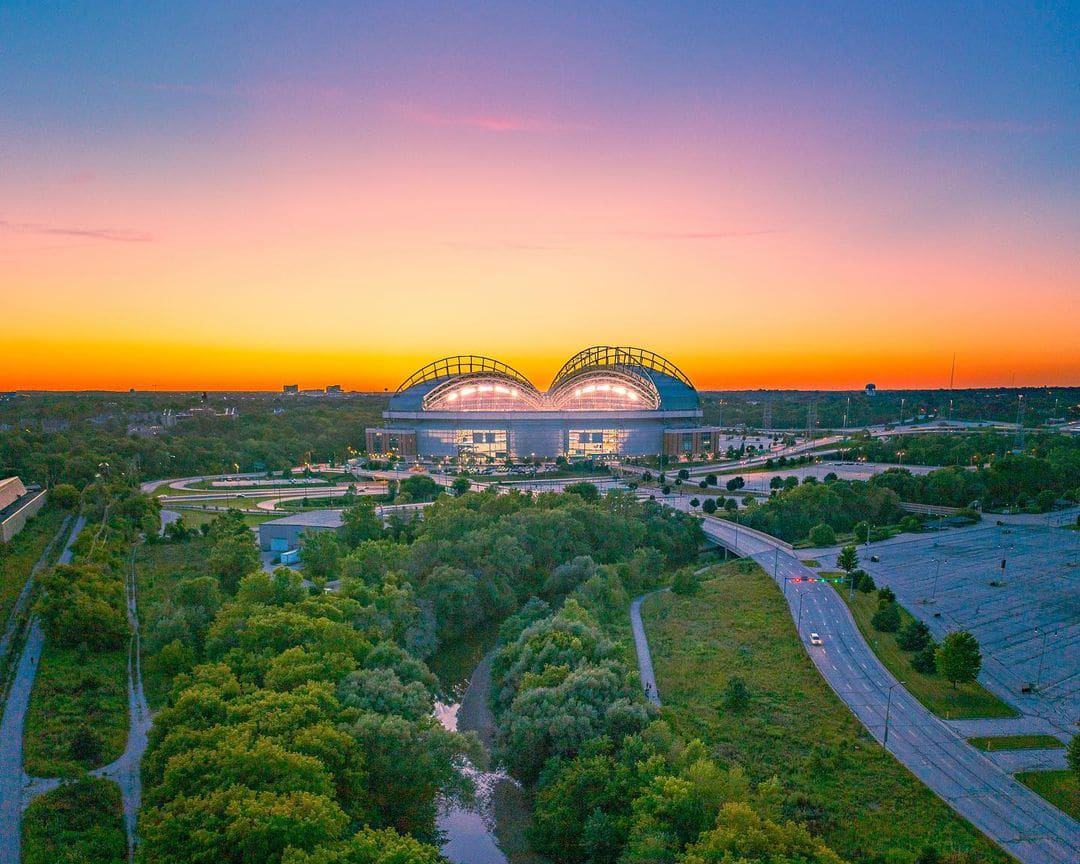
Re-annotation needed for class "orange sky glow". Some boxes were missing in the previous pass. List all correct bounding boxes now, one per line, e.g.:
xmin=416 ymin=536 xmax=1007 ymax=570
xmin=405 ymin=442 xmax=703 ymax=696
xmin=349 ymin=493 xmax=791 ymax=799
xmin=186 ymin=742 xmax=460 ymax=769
xmin=4 ymin=6 xmax=1078 ymax=391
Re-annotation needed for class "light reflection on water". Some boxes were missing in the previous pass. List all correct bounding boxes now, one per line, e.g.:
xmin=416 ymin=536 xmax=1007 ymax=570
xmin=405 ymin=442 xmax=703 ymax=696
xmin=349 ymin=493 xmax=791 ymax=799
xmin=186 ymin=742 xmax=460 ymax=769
xmin=435 ymin=699 xmax=511 ymax=864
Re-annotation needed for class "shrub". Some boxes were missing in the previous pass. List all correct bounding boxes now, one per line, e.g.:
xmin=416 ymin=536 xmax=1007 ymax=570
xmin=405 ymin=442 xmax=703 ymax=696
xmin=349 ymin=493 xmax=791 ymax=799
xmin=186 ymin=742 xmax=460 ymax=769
xmin=1067 ymin=733 xmax=1079 ymax=776
xmin=899 ymin=515 xmax=921 ymax=533
xmin=877 ymin=586 xmax=896 ymax=605
xmin=705 ymin=474 xmax=718 ymax=486
xmin=689 ymin=498 xmax=700 ymax=509
xmin=702 ymin=498 xmax=718 ymax=515
xmin=808 ymin=524 xmax=836 ymax=546
xmin=671 ymin=567 xmax=701 ymax=596
xmin=720 ymin=676 xmax=750 ymax=712
xmin=871 ymin=602 xmax=900 ymax=633
xmin=725 ymin=476 xmax=745 ymax=492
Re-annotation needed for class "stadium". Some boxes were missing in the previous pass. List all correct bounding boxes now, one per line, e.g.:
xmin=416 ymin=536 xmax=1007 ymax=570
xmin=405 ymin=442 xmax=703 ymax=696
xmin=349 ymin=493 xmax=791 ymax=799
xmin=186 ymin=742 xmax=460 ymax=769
xmin=366 ymin=346 xmax=716 ymax=461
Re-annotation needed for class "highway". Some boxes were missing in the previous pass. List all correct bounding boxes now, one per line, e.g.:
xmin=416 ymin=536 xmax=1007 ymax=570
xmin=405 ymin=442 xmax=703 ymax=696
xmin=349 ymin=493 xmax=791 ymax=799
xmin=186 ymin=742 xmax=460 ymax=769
xmin=690 ymin=516 xmax=1078 ymax=864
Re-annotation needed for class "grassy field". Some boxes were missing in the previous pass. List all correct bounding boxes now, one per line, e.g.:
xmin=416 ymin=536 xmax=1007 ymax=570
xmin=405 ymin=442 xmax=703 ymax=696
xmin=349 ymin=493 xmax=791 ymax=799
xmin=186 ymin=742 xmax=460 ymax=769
xmin=135 ymin=536 xmax=213 ymax=708
xmin=1015 ymin=770 xmax=1079 ymax=820
xmin=835 ymin=586 xmax=1018 ymax=720
xmin=642 ymin=563 xmax=1012 ymax=863
xmin=0 ymin=508 xmax=67 ymax=626
xmin=171 ymin=507 xmax=277 ymax=529
xmin=968 ymin=735 xmax=1063 ymax=752
xmin=23 ymin=645 xmax=128 ymax=776
xmin=22 ymin=776 xmax=125 ymax=864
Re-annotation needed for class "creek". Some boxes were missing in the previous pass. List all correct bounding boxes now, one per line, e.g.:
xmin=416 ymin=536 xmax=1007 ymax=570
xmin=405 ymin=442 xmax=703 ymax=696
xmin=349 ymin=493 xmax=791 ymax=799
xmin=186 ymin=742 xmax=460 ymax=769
xmin=429 ymin=625 xmax=540 ymax=864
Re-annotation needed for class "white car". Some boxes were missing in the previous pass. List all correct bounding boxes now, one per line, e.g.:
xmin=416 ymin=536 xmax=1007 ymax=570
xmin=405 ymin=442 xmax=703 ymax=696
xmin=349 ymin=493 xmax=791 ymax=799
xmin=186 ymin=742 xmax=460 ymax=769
xmin=809 ymin=632 xmax=823 ymax=646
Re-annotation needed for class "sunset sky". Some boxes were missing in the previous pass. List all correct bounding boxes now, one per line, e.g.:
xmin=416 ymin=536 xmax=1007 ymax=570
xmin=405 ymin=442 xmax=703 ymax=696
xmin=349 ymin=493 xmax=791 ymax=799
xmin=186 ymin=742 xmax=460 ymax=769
xmin=3 ymin=2 xmax=1078 ymax=391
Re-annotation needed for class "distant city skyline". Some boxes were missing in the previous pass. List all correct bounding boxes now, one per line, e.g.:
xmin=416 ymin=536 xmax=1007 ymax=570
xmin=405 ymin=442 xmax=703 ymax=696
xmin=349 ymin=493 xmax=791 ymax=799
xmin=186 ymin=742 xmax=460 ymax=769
xmin=4 ymin=3 xmax=1078 ymax=390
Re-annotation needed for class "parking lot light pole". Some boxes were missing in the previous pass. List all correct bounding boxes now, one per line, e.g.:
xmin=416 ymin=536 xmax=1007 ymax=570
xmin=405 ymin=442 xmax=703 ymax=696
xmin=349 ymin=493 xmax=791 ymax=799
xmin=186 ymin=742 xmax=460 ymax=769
xmin=884 ymin=680 xmax=905 ymax=744
xmin=1035 ymin=629 xmax=1056 ymax=690
xmin=930 ymin=557 xmax=943 ymax=603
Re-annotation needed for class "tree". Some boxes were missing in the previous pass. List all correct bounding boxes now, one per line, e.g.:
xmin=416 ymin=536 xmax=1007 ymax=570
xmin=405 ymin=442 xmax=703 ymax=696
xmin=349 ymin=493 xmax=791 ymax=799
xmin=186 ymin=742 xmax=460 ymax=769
xmin=702 ymin=498 xmax=718 ymax=515
xmin=302 ymin=530 xmax=342 ymax=583
xmin=837 ymin=544 xmax=859 ymax=575
xmin=878 ymin=586 xmax=896 ymax=605
xmin=705 ymin=474 xmax=717 ymax=486
xmin=769 ymin=476 xmax=784 ymax=490
xmin=49 ymin=483 xmax=80 ymax=510
xmin=450 ymin=476 xmax=471 ymax=497
xmin=689 ymin=498 xmax=700 ymax=509
xmin=897 ymin=620 xmax=932 ymax=652
xmin=911 ymin=643 xmax=937 ymax=674
xmin=936 ymin=631 xmax=981 ymax=688
xmin=725 ymin=476 xmax=745 ymax=492
xmin=566 ymin=482 xmax=600 ymax=502
xmin=208 ymin=531 xmax=261 ymax=594
xmin=680 ymin=802 xmax=844 ymax=864
xmin=808 ymin=524 xmax=836 ymax=546
xmin=677 ymin=469 xmax=690 ymax=480
xmin=1067 ymin=733 xmax=1080 ymax=777
xmin=340 ymin=500 xmax=383 ymax=548
xmin=871 ymin=602 xmax=900 ymax=633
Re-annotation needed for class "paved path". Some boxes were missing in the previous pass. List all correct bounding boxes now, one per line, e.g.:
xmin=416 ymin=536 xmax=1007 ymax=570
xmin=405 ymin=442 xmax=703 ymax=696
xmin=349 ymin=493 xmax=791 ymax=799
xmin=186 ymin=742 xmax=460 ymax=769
xmin=91 ymin=549 xmax=151 ymax=859
xmin=684 ymin=516 xmax=1077 ymax=864
xmin=630 ymin=589 xmax=666 ymax=706
xmin=0 ymin=515 xmax=70 ymax=670
xmin=0 ymin=515 xmax=84 ymax=864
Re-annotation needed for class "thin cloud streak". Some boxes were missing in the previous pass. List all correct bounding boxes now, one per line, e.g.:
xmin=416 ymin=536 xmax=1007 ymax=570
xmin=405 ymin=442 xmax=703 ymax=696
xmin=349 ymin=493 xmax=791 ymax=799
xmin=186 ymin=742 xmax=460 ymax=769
xmin=0 ymin=219 xmax=153 ymax=243
xmin=395 ymin=104 xmax=588 ymax=133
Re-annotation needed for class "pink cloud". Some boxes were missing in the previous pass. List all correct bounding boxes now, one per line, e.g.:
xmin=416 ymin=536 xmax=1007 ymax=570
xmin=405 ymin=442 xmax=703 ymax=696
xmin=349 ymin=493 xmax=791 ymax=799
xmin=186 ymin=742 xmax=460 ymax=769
xmin=0 ymin=219 xmax=153 ymax=243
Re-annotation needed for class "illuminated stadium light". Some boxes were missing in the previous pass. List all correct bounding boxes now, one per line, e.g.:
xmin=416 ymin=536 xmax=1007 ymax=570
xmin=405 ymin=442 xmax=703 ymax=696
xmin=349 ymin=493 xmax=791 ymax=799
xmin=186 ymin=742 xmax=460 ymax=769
xmin=375 ymin=347 xmax=703 ymax=459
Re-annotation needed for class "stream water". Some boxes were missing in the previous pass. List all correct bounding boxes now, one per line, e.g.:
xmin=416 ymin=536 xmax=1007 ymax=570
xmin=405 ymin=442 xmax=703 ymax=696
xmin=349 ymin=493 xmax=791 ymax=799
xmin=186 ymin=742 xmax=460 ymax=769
xmin=429 ymin=626 xmax=523 ymax=864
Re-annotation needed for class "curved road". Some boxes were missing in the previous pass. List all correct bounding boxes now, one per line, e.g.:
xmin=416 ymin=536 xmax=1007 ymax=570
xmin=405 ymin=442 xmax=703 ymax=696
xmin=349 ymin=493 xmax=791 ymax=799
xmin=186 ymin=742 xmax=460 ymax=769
xmin=632 ymin=515 xmax=1077 ymax=864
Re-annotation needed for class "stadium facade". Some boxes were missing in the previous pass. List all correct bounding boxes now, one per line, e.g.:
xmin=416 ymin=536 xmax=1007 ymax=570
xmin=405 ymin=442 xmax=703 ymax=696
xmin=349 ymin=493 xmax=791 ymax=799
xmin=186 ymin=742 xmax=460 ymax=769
xmin=366 ymin=346 xmax=718 ymax=461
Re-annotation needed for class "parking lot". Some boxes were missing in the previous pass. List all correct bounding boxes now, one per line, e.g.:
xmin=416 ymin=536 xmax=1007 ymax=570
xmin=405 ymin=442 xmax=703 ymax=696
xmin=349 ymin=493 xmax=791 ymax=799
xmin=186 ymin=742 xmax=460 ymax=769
xmin=826 ymin=522 xmax=1080 ymax=733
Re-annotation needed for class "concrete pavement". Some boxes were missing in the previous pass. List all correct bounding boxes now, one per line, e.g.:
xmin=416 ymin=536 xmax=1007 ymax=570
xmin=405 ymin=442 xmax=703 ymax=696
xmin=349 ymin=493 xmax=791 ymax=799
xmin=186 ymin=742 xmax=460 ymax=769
xmin=630 ymin=589 xmax=666 ymax=707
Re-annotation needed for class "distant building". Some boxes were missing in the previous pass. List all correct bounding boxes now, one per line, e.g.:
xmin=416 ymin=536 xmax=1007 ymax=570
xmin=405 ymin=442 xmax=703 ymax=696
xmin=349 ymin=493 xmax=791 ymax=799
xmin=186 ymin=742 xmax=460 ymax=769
xmin=0 ymin=477 xmax=47 ymax=543
xmin=865 ymin=383 xmax=877 ymax=397
xmin=258 ymin=510 xmax=343 ymax=551
xmin=283 ymin=384 xmax=299 ymax=395
xmin=326 ymin=384 xmax=343 ymax=395
xmin=367 ymin=345 xmax=705 ymax=460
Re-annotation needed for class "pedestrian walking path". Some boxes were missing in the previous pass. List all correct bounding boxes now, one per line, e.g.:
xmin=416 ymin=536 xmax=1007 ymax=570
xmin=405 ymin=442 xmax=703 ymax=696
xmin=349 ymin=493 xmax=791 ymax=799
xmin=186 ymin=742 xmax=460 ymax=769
xmin=629 ymin=589 xmax=666 ymax=707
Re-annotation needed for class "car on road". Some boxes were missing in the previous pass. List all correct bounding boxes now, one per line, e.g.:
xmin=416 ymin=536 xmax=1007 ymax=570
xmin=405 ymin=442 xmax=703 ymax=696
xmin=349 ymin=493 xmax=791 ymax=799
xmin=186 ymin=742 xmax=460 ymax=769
xmin=809 ymin=632 xmax=823 ymax=646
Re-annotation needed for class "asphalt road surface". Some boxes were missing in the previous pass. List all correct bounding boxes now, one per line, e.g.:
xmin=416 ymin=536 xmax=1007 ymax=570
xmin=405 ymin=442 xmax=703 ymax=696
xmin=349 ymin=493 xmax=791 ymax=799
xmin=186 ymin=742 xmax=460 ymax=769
xmin=688 ymin=516 xmax=1078 ymax=864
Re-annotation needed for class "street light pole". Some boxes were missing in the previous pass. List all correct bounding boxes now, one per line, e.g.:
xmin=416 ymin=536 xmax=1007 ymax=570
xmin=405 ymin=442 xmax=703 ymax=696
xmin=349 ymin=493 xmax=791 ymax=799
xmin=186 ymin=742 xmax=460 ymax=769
xmin=884 ymin=680 xmax=905 ymax=743
xmin=797 ymin=590 xmax=805 ymax=634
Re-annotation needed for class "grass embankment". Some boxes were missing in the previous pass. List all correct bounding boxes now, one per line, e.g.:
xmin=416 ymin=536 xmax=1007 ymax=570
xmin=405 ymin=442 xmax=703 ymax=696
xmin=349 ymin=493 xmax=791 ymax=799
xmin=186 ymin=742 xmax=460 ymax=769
xmin=0 ymin=508 xmax=67 ymax=625
xmin=642 ymin=563 xmax=1012 ymax=862
xmin=968 ymin=735 xmax=1063 ymax=752
xmin=21 ymin=776 xmax=126 ymax=864
xmin=23 ymin=645 xmax=128 ymax=776
xmin=834 ymin=587 xmax=1017 ymax=719
xmin=1015 ymin=770 xmax=1080 ymax=820
xmin=135 ymin=535 xmax=213 ymax=708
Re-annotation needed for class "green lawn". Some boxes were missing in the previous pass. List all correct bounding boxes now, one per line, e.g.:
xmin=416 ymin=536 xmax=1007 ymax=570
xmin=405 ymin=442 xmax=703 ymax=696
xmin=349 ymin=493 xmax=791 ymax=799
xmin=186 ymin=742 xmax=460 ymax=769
xmin=22 ymin=776 xmax=126 ymax=864
xmin=968 ymin=735 xmax=1063 ymax=752
xmin=835 ymin=586 xmax=1018 ymax=720
xmin=0 ymin=508 xmax=68 ymax=626
xmin=1015 ymin=770 xmax=1079 ymax=820
xmin=172 ymin=507 xmax=277 ymax=529
xmin=135 ymin=536 xmax=214 ymax=708
xmin=23 ymin=644 xmax=128 ymax=777
xmin=642 ymin=563 xmax=1011 ymax=862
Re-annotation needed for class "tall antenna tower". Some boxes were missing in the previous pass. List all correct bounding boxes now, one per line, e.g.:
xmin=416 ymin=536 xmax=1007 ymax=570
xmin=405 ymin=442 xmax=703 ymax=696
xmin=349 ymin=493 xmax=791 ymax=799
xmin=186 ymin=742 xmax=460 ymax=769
xmin=1015 ymin=395 xmax=1025 ymax=452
